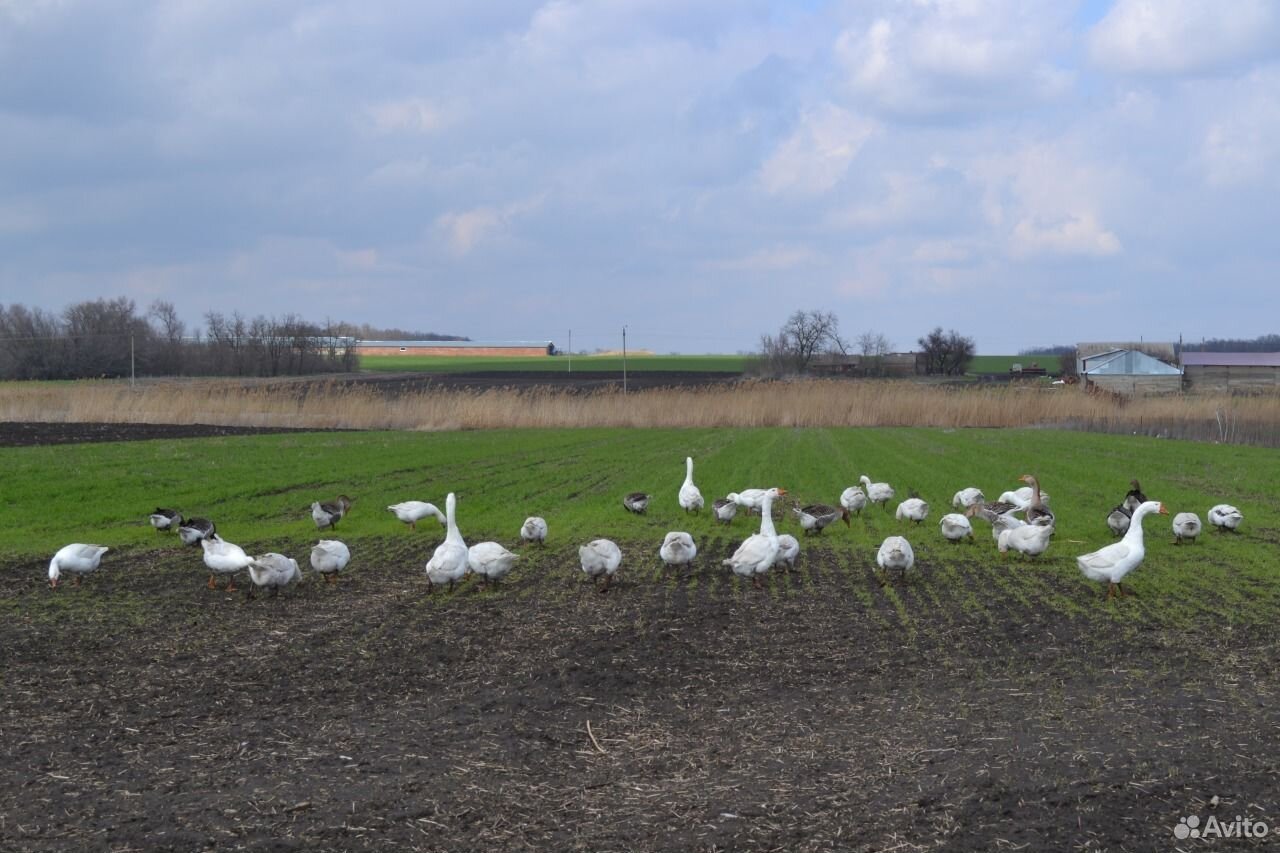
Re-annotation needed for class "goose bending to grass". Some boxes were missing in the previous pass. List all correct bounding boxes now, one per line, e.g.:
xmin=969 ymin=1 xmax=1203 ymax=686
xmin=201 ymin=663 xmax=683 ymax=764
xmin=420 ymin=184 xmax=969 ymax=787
xmin=468 ymin=542 xmax=520 ymax=586
xmin=840 ymin=486 xmax=867 ymax=516
xmin=895 ymin=497 xmax=929 ymax=525
xmin=876 ymin=536 xmax=914 ymax=585
xmin=774 ymin=534 xmax=800 ymax=572
xmin=951 ymin=488 xmax=985 ymax=510
xmin=1077 ymin=501 xmax=1167 ymax=599
xmin=387 ymin=501 xmax=445 ymax=531
xmin=1208 ymin=504 xmax=1243 ymax=533
xmin=1019 ymin=475 xmax=1055 ymax=527
xmin=1107 ymin=505 xmax=1131 ymax=537
xmin=659 ymin=532 xmax=697 ymax=570
xmin=247 ymin=553 xmax=301 ymax=599
xmin=967 ymin=503 xmax=1025 ymax=544
xmin=520 ymin=516 xmax=548 ymax=545
xmin=996 ymin=485 xmax=1050 ymax=511
xmin=48 ymin=544 xmax=109 ymax=588
xmin=713 ymin=498 xmax=738 ymax=525
xmin=731 ymin=489 xmax=769 ymax=515
xmin=149 ymin=508 xmax=182 ymax=532
xmin=579 ymin=539 xmax=622 ymax=592
xmin=998 ymin=524 xmax=1054 ymax=558
xmin=312 ymin=495 xmax=352 ymax=530
xmin=201 ymin=535 xmax=252 ymax=591
xmin=623 ymin=492 xmax=650 ymax=514
xmin=794 ymin=503 xmax=850 ymax=534
xmin=1172 ymin=512 xmax=1202 ymax=545
xmin=178 ymin=517 xmax=216 ymax=546
xmin=722 ymin=487 xmax=786 ymax=589
xmin=860 ymin=475 xmax=895 ymax=509
xmin=310 ymin=540 xmax=351 ymax=583
xmin=1123 ymin=480 xmax=1148 ymax=514
xmin=938 ymin=513 xmax=974 ymax=543
xmin=424 ymin=493 xmax=468 ymax=593
xmin=678 ymin=457 xmax=704 ymax=513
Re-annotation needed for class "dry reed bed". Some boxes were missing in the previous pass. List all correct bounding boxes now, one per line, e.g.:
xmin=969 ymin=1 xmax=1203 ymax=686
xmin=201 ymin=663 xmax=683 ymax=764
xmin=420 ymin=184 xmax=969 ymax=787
xmin=3 ymin=379 xmax=1278 ymax=443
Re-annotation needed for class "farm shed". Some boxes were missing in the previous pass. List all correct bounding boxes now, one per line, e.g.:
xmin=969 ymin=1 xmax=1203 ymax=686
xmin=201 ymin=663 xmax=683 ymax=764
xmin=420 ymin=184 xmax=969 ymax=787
xmin=1181 ymin=352 xmax=1280 ymax=392
xmin=356 ymin=340 xmax=555 ymax=357
xmin=810 ymin=352 xmax=923 ymax=377
xmin=1079 ymin=348 xmax=1183 ymax=396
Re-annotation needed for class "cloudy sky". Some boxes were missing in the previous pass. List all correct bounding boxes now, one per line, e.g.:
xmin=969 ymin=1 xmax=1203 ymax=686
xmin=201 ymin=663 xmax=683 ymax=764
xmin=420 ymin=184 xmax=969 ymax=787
xmin=2 ymin=1 xmax=1279 ymax=354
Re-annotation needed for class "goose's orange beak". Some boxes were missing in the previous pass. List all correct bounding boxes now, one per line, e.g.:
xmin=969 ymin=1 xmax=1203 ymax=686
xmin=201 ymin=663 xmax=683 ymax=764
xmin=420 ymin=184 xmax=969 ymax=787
xmin=1158 ymin=503 xmax=1169 ymax=514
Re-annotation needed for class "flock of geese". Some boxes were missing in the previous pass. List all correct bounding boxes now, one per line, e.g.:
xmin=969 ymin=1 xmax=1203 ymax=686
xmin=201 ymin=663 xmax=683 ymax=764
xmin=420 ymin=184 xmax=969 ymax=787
xmin=45 ymin=456 xmax=1246 ymax=602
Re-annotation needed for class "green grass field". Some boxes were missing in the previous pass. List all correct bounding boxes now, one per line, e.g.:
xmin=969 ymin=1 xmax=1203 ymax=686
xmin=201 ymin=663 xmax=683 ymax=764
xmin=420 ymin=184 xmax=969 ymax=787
xmin=2 ymin=427 xmax=1274 ymax=627
xmin=358 ymin=354 xmax=748 ymax=373
xmin=967 ymin=354 xmax=1063 ymax=374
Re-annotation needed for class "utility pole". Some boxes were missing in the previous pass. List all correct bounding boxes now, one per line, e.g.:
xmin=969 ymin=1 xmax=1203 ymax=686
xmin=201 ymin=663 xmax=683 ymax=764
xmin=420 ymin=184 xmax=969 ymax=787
xmin=622 ymin=326 xmax=628 ymax=394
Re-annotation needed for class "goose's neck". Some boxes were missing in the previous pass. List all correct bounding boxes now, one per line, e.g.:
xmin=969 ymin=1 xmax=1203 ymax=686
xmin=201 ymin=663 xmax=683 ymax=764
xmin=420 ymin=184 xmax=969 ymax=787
xmin=445 ymin=494 xmax=462 ymax=543
xmin=48 ymin=559 xmax=59 ymax=580
xmin=759 ymin=493 xmax=777 ymax=538
xmin=684 ymin=458 xmax=694 ymax=484
xmin=1124 ymin=506 xmax=1154 ymax=541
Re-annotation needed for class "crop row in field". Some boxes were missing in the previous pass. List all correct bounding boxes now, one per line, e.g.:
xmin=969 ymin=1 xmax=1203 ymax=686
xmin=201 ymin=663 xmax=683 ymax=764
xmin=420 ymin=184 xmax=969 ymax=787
xmin=2 ymin=427 xmax=1275 ymax=630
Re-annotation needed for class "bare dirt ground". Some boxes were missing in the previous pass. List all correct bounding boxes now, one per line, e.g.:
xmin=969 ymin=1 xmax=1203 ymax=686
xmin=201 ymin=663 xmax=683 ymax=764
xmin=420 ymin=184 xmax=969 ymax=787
xmin=1 ymin=424 xmax=1276 ymax=852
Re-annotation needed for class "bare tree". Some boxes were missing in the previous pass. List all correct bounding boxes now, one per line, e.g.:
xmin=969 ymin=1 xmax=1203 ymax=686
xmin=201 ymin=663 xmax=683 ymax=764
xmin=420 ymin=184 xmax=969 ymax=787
xmin=754 ymin=310 xmax=849 ymax=375
xmin=917 ymin=326 xmax=975 ymax=375
xmin=856 ymin=330 xmax=893 ymax=377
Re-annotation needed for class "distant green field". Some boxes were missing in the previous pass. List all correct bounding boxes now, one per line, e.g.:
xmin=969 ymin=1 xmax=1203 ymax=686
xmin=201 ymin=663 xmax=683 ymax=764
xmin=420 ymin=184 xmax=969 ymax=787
xmin=359 ymin=354 xmax=747 ymax=373
xmin=2 ymin=426 xmax=1275 ymax=630
xmin=969 ymin=355 xmax=1063 ymax=374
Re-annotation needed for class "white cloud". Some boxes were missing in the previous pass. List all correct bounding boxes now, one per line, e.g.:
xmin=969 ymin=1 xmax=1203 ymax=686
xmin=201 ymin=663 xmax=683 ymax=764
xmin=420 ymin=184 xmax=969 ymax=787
xmin=759 ymin=103 xmax=874 ymax=195
xmin=1088 ymin=0 xmax=1280 ymax=76
xmin=709 ymin=245 xmax=817 ymax=272
xmin=1010 ymin=214 xmax=1122 ymax=257
xmin=368 ymin=98 xmax=450 ymax=134
xmin=1197 ymin=70 xmax=1280 ymax=187
xmin=434 ymin=197 xmax=543 ymax=255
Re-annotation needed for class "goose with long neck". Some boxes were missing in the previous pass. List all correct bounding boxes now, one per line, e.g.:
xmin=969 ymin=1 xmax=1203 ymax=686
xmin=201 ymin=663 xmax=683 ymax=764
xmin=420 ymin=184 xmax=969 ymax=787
xmin=1077 ymin=500 xmax=1167 ymax=599
xmin=425 ymin=492 xmax=468 ymax=593
xmin=678 ymin=456 xmax=704 ymax=513
xmin=1018 ymin=474 xmax=1054 ymax=527
xmin=722 ymin=487 xmax=787 ymax=588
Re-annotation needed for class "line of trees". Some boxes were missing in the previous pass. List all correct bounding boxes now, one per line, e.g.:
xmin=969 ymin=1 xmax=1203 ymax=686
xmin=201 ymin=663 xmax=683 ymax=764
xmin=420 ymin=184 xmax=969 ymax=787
xmin=0 ymin=297 xmax=361 ymax=380
xmin=755 ymin=310 xmax=976 ymax=377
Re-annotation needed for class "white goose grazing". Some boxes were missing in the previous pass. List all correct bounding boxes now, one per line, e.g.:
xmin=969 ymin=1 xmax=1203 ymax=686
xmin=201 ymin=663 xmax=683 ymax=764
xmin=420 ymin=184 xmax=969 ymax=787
xmin=579 ymin=539 xmax=622 ymax=592
xmin=1208 ymin=504 xmax=1243 ymax=533
xmin=859 ymin=475 xmax=895 ymax=509
xmin=312 ymin=495 xmax=352 ymax=530
xmin=731 ymin=489 xmax=769 ymax=514
xmin=996 ymin=485 xmax=1051 ymax=511
xmin=468 ymin=542 xmax=520 ymax=586
xmin=876 ymin=536 xmax=915 ymax=584
xmin=48 ymin=544 xmax=109 ymax=588
xmin=951 ymin=488 xmax=985 ymax=510
xmin=659 ymin=532 xmax=697 ymax=570
xmin=1172 ymin=512 xmax=1202 ymax=545
xmin=938 ymin=513 xmax=974 ymax=543
xmin=840 ymin=486 xmax=868 ymax=516
xmin=967 ymin=503 xmax=1026 ymax=544
xmin=622 ymin=492 xmax=650 ymax=514
xmin=678 ymin=457 xmax=704 ymax=513
xmin=794 ymin=503 xmax=850 ymax=534
xmin=424 ymin=492 xmax=468 ymax=593
xmin=520 ymin=516 xmax=548 ymax=545
xmin=997 ymin=524 xmax=1054 ymax=558
xmin=774 ymin=534 xmax=800 ymax=572
xmin=713 ymin=498 xmax=738 ymax=525
xmin=247 ymin=553 xmax=301 ymax=599
xmin=1106 ymin=505 xmax=1131 ymax=537
xmin=200 ymin=535 xmax=253 ymax=591
xmin=387 ymin=501 xmax=446 ymax=531
xmin=178 ymin=517 xmax=216 ymax=546
xmin=310 ymin=539 xmax=351 ymax=583
xmin=722 ymin=487 xmax=786 ymax=589
xmin=1077 ymin=501 xmax=1167 ymax=599
xmin=895 ymin=497 xmax=929 ymax=525
xmin=149 ymin=508 xmax=182 ymax=532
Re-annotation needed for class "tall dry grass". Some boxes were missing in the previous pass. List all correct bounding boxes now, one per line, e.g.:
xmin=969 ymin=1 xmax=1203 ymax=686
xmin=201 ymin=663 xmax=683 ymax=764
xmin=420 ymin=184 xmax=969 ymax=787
xmin=2 ymin=379 xmax=1278 ymax=445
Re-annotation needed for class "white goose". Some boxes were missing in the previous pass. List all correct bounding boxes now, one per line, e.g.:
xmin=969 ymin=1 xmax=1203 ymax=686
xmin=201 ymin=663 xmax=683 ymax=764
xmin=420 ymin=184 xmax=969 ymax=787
xmin=149 ymin=508 xmax=182 ymax=532
xmin=713 ymin=498 xmax=738 ymax=524
xmin=387 ymin=501 xmax=446 ymax=531
xmin=424 ymin=492 xmax=468 ymax=593
xmin=579 ymin=539 xmax=622 ymax=591
xmin=468 ymin=542 xmax=520 ymax=586
xmin=951 ymin=488 xmax=985 ymax=510
xmin=1172 ymin=512 xmax=1202 ymax=545
xmin=247 ymin=553 xmax=301 ymax=598
xmin=860 ymin=475 xmax=895 ymax=509
xmin=774 ymin=534 xmax=800 ymax=572
xmin=520 ymin=516 xmax=548 ymax=545
xmin=679 ymin=457 xmax=704 ymax=513
xmin=967 ymin=503 xmax=1026 ymax=544
xmin=1077 ymin=501 xmax=1167 ymax=599
xmin=310 ymin=539 xmax=351 ymax=583
xmin=731 ymin=489 xmax=768 ymax=514
xmin=997 ymin=524 xmax=1054 ymax=558
xmin=895 ymin=497 xmax=929 ymax=525
xmin=201 ymin=535 xmax=253 ymax=591
xmin=1208 ymin=504 xmax=1243 ymax=532
xmin=659 ymin=532 xmax=697 ymax=570
xmin=312 ymin=495 xmax=352 ymax=530
xmin=178 ymin=517 xmax=215 ymax=546
xmin=840 ymin=485 xmax=867 ymax=516
xmin=996 ymin=485 xmax=1051 ymax=511
xmin=48 ymin=544 xmax=109 ymax=588
xmin=876 ymin=536 xmax=915 ymax=584
xmin=722 ymin=487 xmax=786 ymax=588
xmin=938 ymin=513 xmax=974 ymax=543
